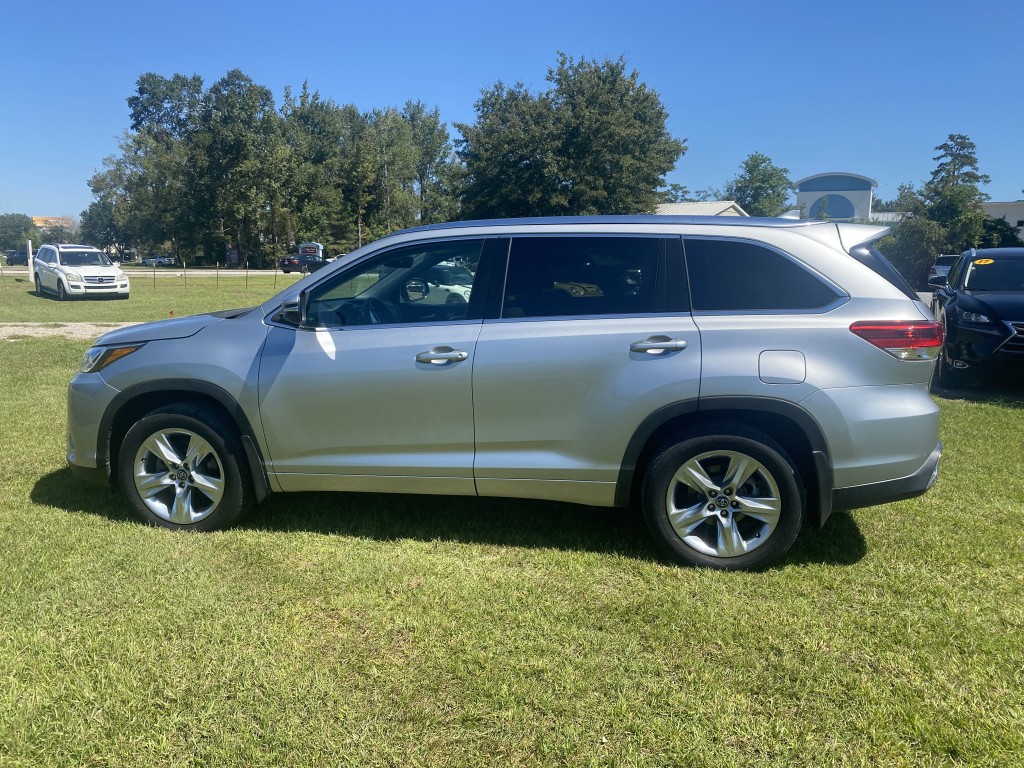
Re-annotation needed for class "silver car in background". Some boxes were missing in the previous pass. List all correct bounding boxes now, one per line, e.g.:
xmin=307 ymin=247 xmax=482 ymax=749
xmin=67 ymin=216 xmax=942 ymax=570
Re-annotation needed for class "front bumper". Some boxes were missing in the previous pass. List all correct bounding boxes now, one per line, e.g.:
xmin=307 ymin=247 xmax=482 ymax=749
xmin=949 ymin=319 xmax=1024 ymax=366
xmin=65 ymin=279 xmax=130 ymax=296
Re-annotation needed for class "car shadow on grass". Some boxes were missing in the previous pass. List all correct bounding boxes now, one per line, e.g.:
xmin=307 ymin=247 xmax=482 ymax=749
xmin=931 ymin=370 xmax=1024 ymax=408
xmin=32 ymin=468 xmax=867 ymax=569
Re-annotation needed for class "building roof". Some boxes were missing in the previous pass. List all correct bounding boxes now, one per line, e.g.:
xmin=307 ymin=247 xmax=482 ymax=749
xmin=654 ymin=201 xmax=749 ymax=217
xmin=793 ymin=173 xmax=877 ymax=192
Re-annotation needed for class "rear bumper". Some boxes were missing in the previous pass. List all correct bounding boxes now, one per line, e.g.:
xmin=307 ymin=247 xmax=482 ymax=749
xmin=832 ymin=441 xmax=941 ymax=511
xmin=68 ymin=460 xmax=110 ymax=486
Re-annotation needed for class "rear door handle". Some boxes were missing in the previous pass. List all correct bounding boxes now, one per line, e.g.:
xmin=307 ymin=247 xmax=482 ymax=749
xmin=630 ymin=336 xmax=688 ymax=354
xmin=416 ymin=346 xmax=469 ymax=365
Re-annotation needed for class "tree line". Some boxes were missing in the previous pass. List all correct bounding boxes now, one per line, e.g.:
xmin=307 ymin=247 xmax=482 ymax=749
xmin=3 ymin=52 xmax=1019 ymax=283
xmin=72 ymin=54 xmax=684 ymax=267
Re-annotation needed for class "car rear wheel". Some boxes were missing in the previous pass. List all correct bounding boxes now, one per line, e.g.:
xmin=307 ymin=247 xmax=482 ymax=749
xmin=34 ymin=274 xmax=43 ymax=296
xmin=117 ymin=404 xmax=253 ymax=531
xmin=642 ymin=426 xmax=803 ymax=571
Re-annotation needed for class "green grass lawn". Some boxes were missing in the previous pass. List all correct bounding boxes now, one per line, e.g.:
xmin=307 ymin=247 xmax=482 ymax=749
xmin=0 ymin=272 xmax=301 ymax=323
xmin=0 ymin=301 xmax=1022 ymax=765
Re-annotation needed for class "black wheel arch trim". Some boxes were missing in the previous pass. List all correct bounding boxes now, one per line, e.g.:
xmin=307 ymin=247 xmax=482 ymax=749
xmin=97 ymin=379 xmax=270 ymax=504
xmin=615 ymin=396 xmax=835 ymax=527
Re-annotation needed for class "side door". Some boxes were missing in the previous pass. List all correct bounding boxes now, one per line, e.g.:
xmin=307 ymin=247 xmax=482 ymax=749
xmin=471 ymin=234 xmax=701 ymax=506
xmin=36 ymin=247 xmax=56 ymax=292
xmin=257 ymin=237 xmax=495 ymax=496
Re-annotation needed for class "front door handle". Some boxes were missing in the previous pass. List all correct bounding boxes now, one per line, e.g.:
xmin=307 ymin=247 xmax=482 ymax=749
xmin=630 ymin=336 xmax=688 ymax=354
xmin=416 ymin=346 xmax=469 ymax=365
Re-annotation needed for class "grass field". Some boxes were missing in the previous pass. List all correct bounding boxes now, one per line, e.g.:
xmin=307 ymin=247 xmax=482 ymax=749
xmin=0 ymin=272 xmax=300 ymax=323
xmin=0 ymin=284 xmax=1022 ymax=766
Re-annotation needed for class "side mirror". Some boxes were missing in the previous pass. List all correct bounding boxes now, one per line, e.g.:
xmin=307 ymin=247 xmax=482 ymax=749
xmin=278 ymin=290 xmax=309 ymax=326
xmin=404 ymin=278 xmax=429 ymax=301
xmin=927 ymin=275 xmax=948 ymax=288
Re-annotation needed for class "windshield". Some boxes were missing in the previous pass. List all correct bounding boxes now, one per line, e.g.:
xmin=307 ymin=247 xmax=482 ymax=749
xmin=963 ymin=258 xmax=1024 ymax=291
xmin=60 ymin=251 xmax=112 ymax=267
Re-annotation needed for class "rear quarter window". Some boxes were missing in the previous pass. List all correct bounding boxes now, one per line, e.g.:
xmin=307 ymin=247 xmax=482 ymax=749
xmin=684 ymin=238 xmax=840 ymax=311
xmin=850 ymin=245 xmax=920 ymax=300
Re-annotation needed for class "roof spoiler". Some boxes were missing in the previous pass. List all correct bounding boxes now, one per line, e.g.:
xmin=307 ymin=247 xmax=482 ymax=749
xmin=836 ymin=223 xmax=890 ymax=253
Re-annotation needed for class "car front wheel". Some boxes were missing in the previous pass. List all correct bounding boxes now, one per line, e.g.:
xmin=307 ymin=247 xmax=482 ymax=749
xmin=642 ymin=426 xmax=803 ymax=571
xmin=56 ymin=280 xmax=67 ymax=300
xmin=117 ymin=404 xmax=253 ymax=531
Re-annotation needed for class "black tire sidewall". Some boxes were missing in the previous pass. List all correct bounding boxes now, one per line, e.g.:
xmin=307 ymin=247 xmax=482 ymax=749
xmin=642 ymin=431 xmax=803 ymax=571
xmin=117 ymin=406 xmax=252 ymax=531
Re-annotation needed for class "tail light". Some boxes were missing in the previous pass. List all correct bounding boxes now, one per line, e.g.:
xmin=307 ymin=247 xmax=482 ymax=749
xmin=849 ymin=321 xmax=943 ymax=361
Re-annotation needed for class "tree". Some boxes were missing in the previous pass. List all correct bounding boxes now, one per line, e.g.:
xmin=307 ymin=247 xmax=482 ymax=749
xmin=455 ymin=81 xmax=559 ymax=219
xmin=456 ymin=53 xmax=685 ymax=219
xmin=922 ymin=133 xmax=990 ymax=253
xmin=872 ymin=182 xmax=923 ymax=214
xmin=0 ymin=213 xmax=40 ymax=252
xmin=980 ymin=216 xmax=1024 ymax=248
xmin=875 ymin=216 xmax=948 ymax=288
xmin=722 ymin=152 xmax=792 ymax=217
xmin=402 ymin=100 xmax=458 ymax=224
xmin=546 ymin=53 xmax=685 ymax=215
xmin=874 ymin=135 xmax=994 ymax=286
xmin=659 ymin=183 xmax=689 ymax=203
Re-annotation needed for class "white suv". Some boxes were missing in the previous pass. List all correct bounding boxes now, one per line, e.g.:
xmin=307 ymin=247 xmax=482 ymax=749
xmin=66 ymin=216 xmax=942 ymax=570
xmin=34 ymin=244 xmax=130 ymax=300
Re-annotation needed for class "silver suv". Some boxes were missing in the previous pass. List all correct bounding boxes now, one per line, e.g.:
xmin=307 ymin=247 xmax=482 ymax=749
xmin=67 ymin=216 xmax=942 ymax=570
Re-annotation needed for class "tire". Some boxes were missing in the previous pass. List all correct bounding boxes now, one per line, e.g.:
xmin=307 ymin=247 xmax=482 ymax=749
xmin=934 ymin=344 xmax=965 ymax=389
xmin=117 ymin=404 xmax=254 ymax=531
xmin=34 ymin=274 xmax=44 ymax=296
xmin=641 ymin=426 xmax=803 ymax=571
xmin=932 ymin=315 xmax=964 ymax=390
xmin=56 ymin=280 xmax=67 ymax=301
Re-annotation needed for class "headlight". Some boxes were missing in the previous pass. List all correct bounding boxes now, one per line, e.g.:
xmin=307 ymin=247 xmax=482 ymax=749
xmin=960 ymin=310 xmax=991 ymax=324
xmin=80 ymin=343 xmax=145 ymax=373
xmin=115 ymin=270 xmax=127 ymax=281
xmin=64 ymin=270 xmax=84 ymax=283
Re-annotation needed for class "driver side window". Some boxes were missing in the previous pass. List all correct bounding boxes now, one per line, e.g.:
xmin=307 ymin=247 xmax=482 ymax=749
xmin=306 ymin=239 xmax=486 ymax=329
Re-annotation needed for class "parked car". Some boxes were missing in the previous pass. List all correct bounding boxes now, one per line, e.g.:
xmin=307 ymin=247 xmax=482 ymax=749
xmin=279 ymin=253 xmax=328 ymax=274
xmin=929 ymin=248 xmax=1024 ymax=387
xmin=5 ymin=250 xmax=28 ymax=266
xmin=34 ymin=243 xmax=129 ymax=300
xmin=418 ymin=262 xmax=475 ymax=304
xmin=140 ymin=255 xmax=175 ymax=267
xmin=67 ymin=216 xmax=942 ymax=571
xmin=928 ymin=254 xmax=959 ymax=285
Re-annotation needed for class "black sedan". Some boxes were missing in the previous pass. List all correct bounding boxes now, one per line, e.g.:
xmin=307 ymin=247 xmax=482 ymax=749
xmin=929 ymin=248 xmax=1024 ymax=386
xmin=279 ymin=253 xmax=329 ymax=274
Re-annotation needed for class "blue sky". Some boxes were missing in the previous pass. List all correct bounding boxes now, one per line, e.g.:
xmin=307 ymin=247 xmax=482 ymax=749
xmin=2 ymin=0 xmax=1022 ymax=219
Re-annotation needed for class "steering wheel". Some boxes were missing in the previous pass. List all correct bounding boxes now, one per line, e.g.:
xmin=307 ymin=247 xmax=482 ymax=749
xmin=365 ymin=297 xmax=394 ymax=324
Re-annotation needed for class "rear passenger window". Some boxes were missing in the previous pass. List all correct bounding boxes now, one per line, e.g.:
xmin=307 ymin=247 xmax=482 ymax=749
xmin=684 ymin=238 xmax=839 ymax=311
xmin=502 ymin=236 xmax=659 ymax=318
